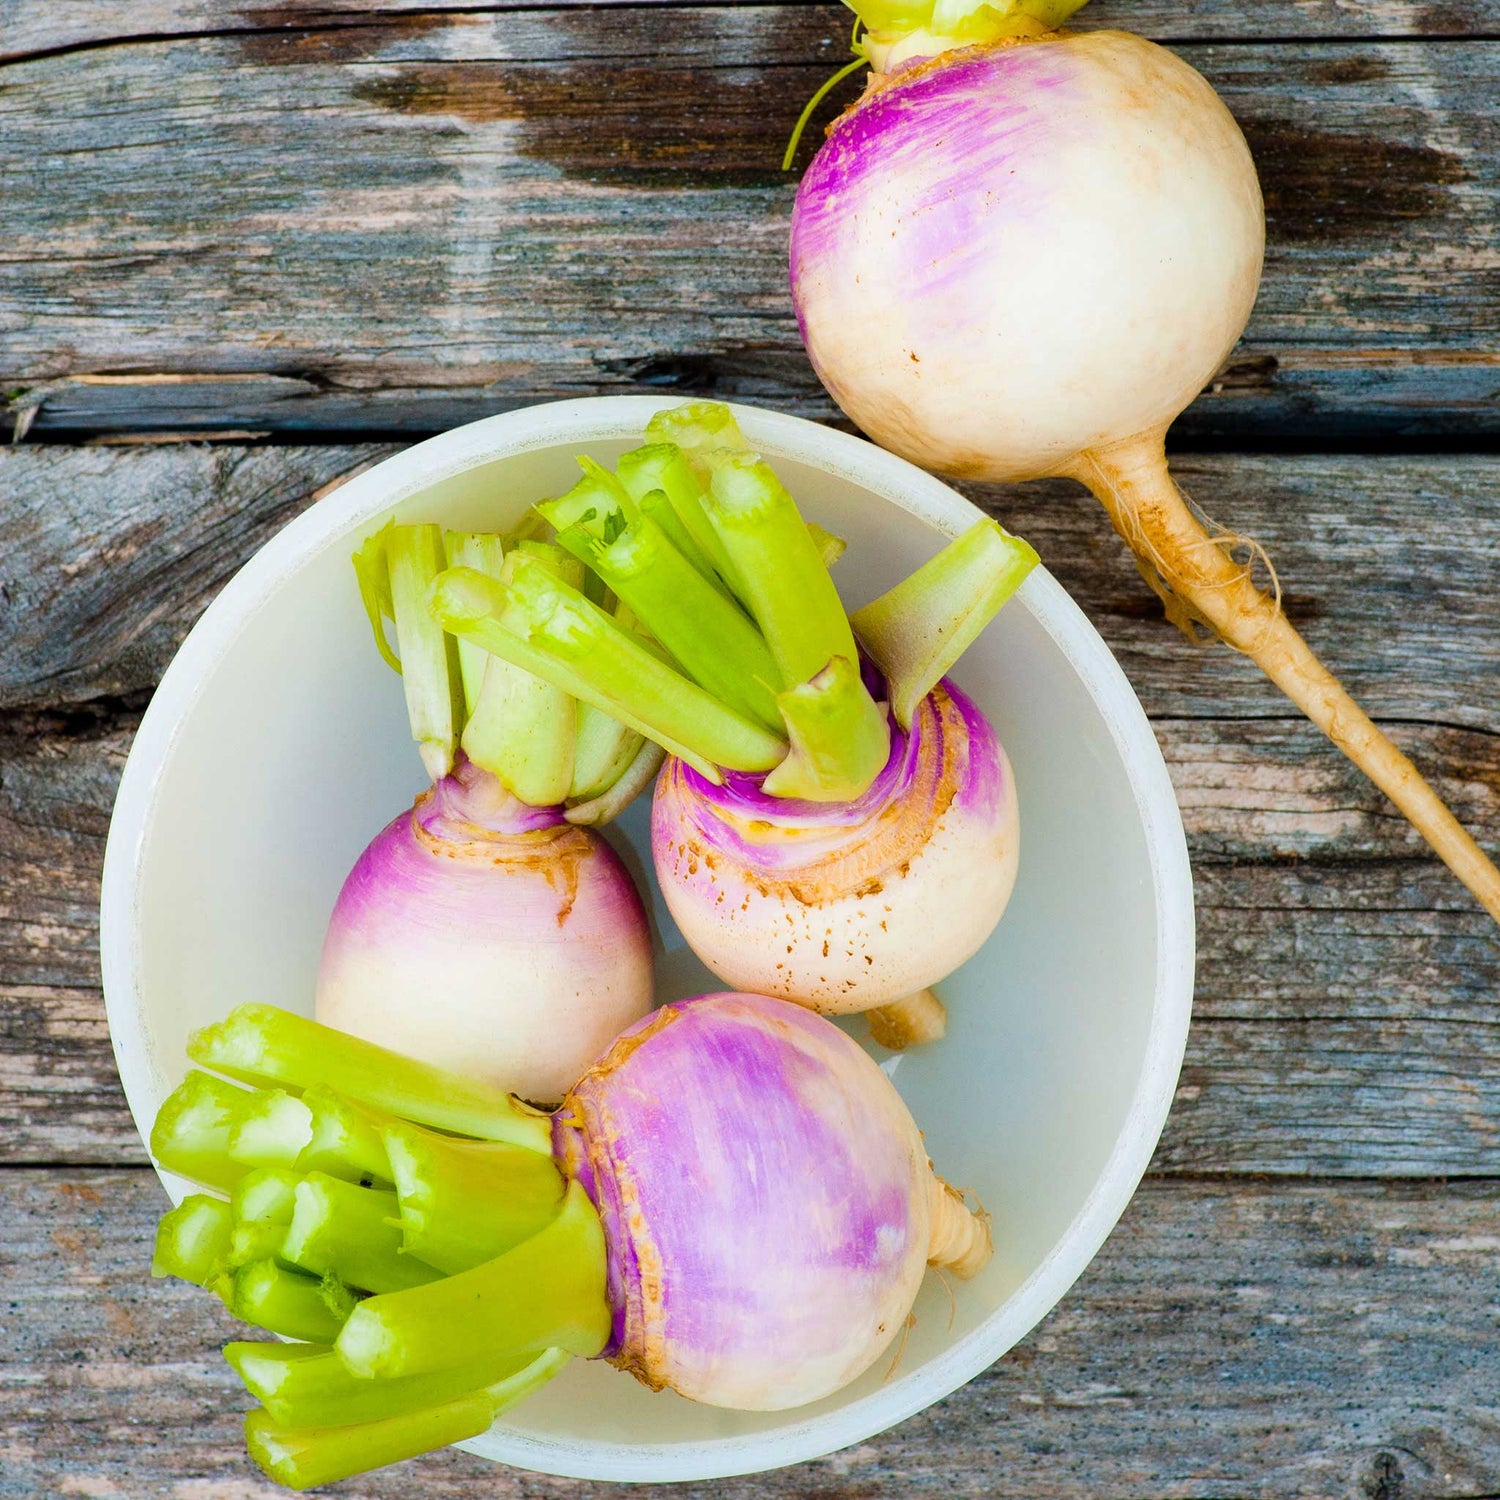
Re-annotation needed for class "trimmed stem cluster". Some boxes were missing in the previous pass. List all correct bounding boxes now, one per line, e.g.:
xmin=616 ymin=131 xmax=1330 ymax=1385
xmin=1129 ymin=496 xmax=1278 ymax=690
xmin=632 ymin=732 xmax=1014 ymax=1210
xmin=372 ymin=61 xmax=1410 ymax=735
xmin=150 ymin=1005 xmax=611 ymax=1490
xmin=354 ymin=521 xmax=659 ymax=825
xmin=429 ymin=401 xmax=1039 ymax=803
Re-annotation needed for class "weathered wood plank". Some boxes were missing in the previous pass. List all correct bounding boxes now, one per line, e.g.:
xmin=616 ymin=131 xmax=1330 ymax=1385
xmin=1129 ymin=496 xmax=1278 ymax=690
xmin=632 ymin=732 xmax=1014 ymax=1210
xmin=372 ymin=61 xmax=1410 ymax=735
xmin=3 ymin=21 xmax=1495 ymax=440
xmin=5 ymin=1170 xmax=1498 ymax=1498
xmin=15 ymin=353 xmax=1500 ymax=444
xmin=3 ymin=446 xmax=1498 ymax=1168
xmin=0 ymin=443 xmax=392 ymax=709
xmin=4 ymin=707 xmax=1498 ymax=1171
xmin=6 ymin=447 xmax=1496 ymax=730
xmin=973 ymin=452 xmax=1500 ymax=730
xmin=4 ymin=0 xmax=1495 ymax=68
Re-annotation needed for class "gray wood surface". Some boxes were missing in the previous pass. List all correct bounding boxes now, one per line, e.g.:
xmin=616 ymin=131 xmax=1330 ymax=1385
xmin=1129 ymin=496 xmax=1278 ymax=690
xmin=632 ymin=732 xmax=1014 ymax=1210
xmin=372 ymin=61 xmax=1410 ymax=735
xmin=5 ymin=1170 xmax=1499 ymax=1499
xmin=6 ymin=0 xmax=1496 ymax=63
xmin=2 ymin=14 xmax=1496 ymax=440
xmin=4 ymin=0 xmax=1498 ymax=1492
xmin=6 ymin=447 xmax=1498 ymax=724
xmin=3 ymin=447 xmax=1497 ymax=1178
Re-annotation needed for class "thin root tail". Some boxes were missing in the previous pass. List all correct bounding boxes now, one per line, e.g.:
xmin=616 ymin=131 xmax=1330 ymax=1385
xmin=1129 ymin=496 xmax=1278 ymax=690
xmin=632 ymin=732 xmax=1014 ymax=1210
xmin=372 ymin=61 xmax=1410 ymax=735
xmin=1068 ymin=430 xmax=1500 ymax=927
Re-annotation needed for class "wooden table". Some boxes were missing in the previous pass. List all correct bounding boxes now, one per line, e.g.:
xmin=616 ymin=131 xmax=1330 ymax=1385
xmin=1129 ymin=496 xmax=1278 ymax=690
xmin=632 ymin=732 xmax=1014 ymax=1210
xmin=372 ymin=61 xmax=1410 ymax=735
xmin=2 ymin=1 xmax=1497 ymax=1494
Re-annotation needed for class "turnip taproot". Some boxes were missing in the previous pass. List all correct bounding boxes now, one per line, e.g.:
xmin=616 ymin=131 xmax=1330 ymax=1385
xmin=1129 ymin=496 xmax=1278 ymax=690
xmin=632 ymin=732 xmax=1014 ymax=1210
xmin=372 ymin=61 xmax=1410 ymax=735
xmin=787 ymin=4 xmax=1500 ymax=922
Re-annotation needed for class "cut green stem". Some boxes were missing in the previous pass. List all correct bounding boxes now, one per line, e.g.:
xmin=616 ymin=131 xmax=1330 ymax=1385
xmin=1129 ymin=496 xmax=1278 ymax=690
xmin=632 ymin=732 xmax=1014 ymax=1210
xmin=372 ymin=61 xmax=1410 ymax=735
xmin=227 ymin=1090 xmax=313 ymax=1172
xmin=299 ymin=1088 xmax=395 ymax=1187
xmin=243 ymin=1350 xmax=569 ymax=1491
xmin=231 ymin=1260 xmax=356 ymax=1344
xmin=283 ymin=1174 xmax=441 ymax=1295
xmin=226 ymin=1340 xmax=544 ymax=1430
xmin=557 ymin=515 xmax=784 ymax=733
xmin=703 ymin=454 xmax=862 ymax=691
xmin=149 ymin=1070 xmax=263 ymax=1193
xmin=385 ymin=524 xmax=467 ymax=781
xmin=232 ymin=1167 xmax=302 ymax=1226
xmin=762 ymin=656 xmax=891 ymax=801
xmin=645 ymin=401 xmax=750 ymax=470
xmin=152 ymin=1194 xmax=234 ymax=1287
xmin=565 ymin=738 xmax=665 ymax=827
xmin=568 ymin=702 xmax=644 ymax=802
xmin=229 ymin=1219 xmax=291 ymax=1270
xmin=336 ymin=1180 xmax=610 ymax=1379
xmin=442 ymin=531 xmax=508 ymax=713
xmin=460 ymin=547 xmax=578 ymax=805
xmin=187 ymin=1005 xmax=554 ymax=1153
xmin=849 ymin=518 xmax=1040 ymax=728
xmin=616 ymin=445 xmax=738 ymax=590
xmin=383 ymin=1122 xmax=567 ymax=1275
xmin=430 ymin=563 xmax=787 ymax=781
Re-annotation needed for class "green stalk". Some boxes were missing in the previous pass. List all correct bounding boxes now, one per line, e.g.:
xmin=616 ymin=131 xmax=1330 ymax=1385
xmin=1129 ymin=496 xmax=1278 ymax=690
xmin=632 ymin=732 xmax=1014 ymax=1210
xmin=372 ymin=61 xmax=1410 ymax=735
xmin=244 ymin=1351 xmax=569 ymax=1491
xmin=565 ymin=738 xmax=666 ymax=827
xmin=226 ymin=1340 xmax=544 ymax=1430
xmin=762 ymin=656 xmax=891 ymax=802
xmin=336 ymin=1180 xmax=610 ymax=1379
xmin=645 ymin=400 xmax=750 ymax=470
xmin=227 ymin=1090 xmax=313 ymax=1172
xmin=229 ymin=1219 xmax=291 ymax=1270
xmin=152 ymin=1195 xmax=234 ymax=1287
xmin=232 ymin=1167 xmax=302 ymax=1226
xmin=149 ymin=1070 xmax=263 ymax=1193
xmin=808 ymin=521 xmax=847 ymax=569
xmin=229 ymin=1169 xmax=298 ymax=1265
xmin=283 ymin=1174 xmax=441 ymax=1294
xmin=442 ymin=532 xmax=508 ymax=713
xmin=637 ymin=486 xmax=724 ymax=588
xmin=558 ymin=516 xmax=784 ymax=734
xmin=460 ymin=547 xmax=578 ymax=806
xmin=231 ymin=1260 xmax=356 ymax=1344
xmin=536 ymin=460 xmax=638 ymax=538
xmin=430 ymin=563 xmax=787 ymax=781
xmin=849 ymin=518 xmax=1040 ymax=728
xmin=568 ymin=702 xmax=644 ymax=802
xmin=299 ymin=1088 xmax=395 ymax=1187
xmin=616 ymin=442 xmax=744 ymax=595
xmin=383 ymin=1122 xmax=567 ymax=1275
xmin=703 ymin=454 xmax=861 ymax=690
xmin=386 ymin=525 xmax=466 ymax=782
xmin=352 ymin=525 xmax=400 ymax=673
xmin=187 ymin=1005 xmax=554 ymax=1153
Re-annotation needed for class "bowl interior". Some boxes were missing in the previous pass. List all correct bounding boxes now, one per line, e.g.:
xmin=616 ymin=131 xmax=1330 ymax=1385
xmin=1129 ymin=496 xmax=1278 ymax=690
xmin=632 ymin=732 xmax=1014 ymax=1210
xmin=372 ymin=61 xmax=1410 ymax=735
xmin=104 ymin=399 xmax=1191 ymax=1481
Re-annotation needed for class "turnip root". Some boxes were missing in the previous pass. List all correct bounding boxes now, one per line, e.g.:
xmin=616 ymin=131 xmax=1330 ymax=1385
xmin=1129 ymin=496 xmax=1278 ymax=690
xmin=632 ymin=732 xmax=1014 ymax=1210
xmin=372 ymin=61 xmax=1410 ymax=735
xmin=149 ymin=997 xmax=989 ymax=1487
xmin=789 ymin=14 xmax=1500 ymax=922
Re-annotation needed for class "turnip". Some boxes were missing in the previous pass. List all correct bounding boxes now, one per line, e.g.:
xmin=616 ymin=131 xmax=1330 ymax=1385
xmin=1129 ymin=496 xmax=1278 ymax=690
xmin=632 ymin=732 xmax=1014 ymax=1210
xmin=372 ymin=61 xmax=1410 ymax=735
xmin=150 ymin=997 xmax=989 ymax=1488
xmin=787 ymin=4 xmax=1500 ymax=922
xmin=429 ymin=402 xmax=1037 ymax=1045
xmin=316 ymin=524 xmax=656 ymax=1106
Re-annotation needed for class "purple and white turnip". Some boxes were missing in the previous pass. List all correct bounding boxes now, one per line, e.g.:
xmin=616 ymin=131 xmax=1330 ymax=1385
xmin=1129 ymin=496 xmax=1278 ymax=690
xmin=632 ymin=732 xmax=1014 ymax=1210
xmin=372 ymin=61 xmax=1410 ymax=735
xmin=431 ymin=402 xmax=1037 ymax=1044
xmin=150 ymin=996 xmax=989 ymax=1487
xmin=317 ymin=525 xmax=655 ymax=1105
xmin=786 ymin=1 xmax=1500 ymax=922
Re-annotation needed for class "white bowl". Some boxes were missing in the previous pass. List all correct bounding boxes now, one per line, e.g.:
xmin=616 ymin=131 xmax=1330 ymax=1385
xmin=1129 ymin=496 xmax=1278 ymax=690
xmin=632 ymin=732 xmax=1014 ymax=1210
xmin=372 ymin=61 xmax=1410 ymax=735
xmin=101 ymin=397 xmax=1193 ymax=1483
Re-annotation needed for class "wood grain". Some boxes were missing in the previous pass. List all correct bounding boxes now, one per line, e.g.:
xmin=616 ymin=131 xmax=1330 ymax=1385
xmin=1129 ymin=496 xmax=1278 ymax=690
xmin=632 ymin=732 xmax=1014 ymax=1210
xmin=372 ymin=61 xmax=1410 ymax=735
xmin=0 ymin=443 xmax=392 ymax=709
xmin=6 ymin=1169 xmax=1499 ymax=1498
xmin=3 ymin=17 xmax=1495 ymax=440
xmin=4 ymin=0 xmax=1496 ymax=67
xmin=7 ymin=446 xmax=1496 ymax=728
xmin=3 ymin=665 xmax=1497 ymax=1172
